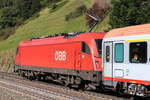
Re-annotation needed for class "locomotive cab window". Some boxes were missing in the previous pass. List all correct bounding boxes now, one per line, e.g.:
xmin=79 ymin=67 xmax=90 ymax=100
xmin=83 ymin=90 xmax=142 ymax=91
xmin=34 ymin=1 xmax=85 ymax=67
xmin=95 ymin=39 xmax=102 ymax=57
xmin=115 ymin=43 xmax=124 ymax=63
xmin=130 ymin=42 xmax=147 ymax=63
xmin=81 ymin=42 xmax=90 ymax=54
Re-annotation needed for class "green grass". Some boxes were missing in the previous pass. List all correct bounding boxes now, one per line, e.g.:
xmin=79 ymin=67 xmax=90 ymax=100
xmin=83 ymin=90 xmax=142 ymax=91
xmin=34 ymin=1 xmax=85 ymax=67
xmin=0 ymin=0 xmax=110 ymax=51
xmin=49 ymin=0 xmax=69 ymax=13
xmin=82 ymin=0 xmax=92 ymax=8
xmin=93 ymin=14 xmax=111 ymax=32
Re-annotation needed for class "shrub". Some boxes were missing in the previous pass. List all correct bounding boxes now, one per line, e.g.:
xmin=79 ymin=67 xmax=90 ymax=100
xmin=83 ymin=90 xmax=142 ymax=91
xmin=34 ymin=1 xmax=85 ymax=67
xmin=49 ymin=0 xmax=69 ymax=13
xmin=0 ymin=7 xmax=20 ymax=29
xmin=0 ymin=27 xmax=16 ymax=41
xmin=65 ymin=5 xmax=87 ymax=21
xmin=40 ymin=0 xmax=62 ymax=7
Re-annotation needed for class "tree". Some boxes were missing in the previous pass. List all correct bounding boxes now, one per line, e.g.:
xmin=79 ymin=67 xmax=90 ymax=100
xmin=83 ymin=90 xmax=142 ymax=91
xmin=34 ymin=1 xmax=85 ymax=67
xmin=0 ymin=7 xmax=20 ymax=29
xmin=0 ymin=0 xmax=14 ymax=9
xmin=15 ymin=0 xmax=41 ymax=19
xmin=0 ymin=0 xmax=42 ymax=40
xmin=109 ymin=0 xmax=150 ymax=29
xmin=0 ymin=0 xmax=42 ymax=29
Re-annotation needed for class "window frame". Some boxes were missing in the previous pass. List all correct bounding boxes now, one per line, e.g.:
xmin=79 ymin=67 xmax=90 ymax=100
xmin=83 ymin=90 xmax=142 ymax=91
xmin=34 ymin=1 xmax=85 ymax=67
xmin=81 ymin=42 xmax=91 ymax=54
xmin=106 ymin=46 xmax=110 ymax=62
xmin=114 ymin=43 xmax=124 ymax=63
xmin=95 ymin=39 xmax=102 ymax=57
xmin=129 ymin=42 xmax=147 ymax=63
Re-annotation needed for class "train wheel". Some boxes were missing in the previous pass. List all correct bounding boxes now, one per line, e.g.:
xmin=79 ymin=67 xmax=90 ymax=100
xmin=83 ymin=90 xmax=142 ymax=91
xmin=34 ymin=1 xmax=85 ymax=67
xmin=136 ymin=85 xmax=147 ymax=97
xmin=19 ymin=70 xmax=26 ymax=77
xmin=116 ymin=82 xmax=125 ymax=95
xmin=78 ymin=82 xmax=86 ymax=90
xmin=36 ymin=75 xmax=42 ymax=81
xmin=128 ymin=84 xmax=137 ymax=95
xmin=64 ymin=76 xmax=70 ymax=87
xmin=29 ymin=72 xmax=36 ymax=80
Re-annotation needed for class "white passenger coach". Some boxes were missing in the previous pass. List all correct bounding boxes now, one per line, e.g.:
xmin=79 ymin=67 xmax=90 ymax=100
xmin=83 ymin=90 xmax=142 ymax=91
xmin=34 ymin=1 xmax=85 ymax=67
xmin=102 ymin=24 xmax=150 ymax=96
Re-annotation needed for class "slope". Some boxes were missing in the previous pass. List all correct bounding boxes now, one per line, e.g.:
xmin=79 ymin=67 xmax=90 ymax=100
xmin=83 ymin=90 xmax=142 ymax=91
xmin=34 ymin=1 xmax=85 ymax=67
xmin=0 ymin=0 xmax=88 ymax=51
xmin=0 ymin=0 xmax=110 ymax=72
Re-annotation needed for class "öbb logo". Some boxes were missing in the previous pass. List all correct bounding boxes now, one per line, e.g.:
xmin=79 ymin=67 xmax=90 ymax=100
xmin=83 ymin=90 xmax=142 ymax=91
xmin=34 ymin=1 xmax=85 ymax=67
xmin=55 ymin=51 xmax=67 ymax=61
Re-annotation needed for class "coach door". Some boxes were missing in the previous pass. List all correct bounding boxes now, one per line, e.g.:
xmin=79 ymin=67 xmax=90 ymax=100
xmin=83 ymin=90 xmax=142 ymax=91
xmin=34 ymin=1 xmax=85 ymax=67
xmin=103 ymin=42 xmax=113 ymax=86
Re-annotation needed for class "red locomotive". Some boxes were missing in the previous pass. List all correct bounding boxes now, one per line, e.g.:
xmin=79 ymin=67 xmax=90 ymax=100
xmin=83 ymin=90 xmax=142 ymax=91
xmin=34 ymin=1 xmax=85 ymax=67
xmin=15 ymin=32 xmax=105 ymax=88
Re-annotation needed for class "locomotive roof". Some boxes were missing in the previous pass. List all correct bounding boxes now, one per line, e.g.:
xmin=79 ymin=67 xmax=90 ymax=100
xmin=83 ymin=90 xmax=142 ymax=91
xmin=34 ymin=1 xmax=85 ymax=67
xmin=104 ymin=23 xmax=150 ymax=39
xmin=20 ymin=32 xmax=105 ymax=46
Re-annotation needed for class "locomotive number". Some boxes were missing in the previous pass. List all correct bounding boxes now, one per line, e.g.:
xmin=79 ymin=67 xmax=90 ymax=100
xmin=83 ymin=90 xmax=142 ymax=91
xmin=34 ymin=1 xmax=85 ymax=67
xmin=55 ymin=51 xmax=66 ymax=61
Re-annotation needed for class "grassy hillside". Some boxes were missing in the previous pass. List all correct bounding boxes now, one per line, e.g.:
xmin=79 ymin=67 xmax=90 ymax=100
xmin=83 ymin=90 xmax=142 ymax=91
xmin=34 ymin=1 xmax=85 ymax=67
xmin=0 ymin=0 xmax=110 ymax=72
xmin=0 ymin=0 xmax=109 ymax=51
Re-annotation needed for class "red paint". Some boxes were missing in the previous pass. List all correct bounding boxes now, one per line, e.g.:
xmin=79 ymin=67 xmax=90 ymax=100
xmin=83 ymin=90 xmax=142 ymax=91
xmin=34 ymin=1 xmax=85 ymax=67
xmin=15 ymin=32 xmax=105 ymax=71
xmin=103 ymin=77 xmax=150 ymax=85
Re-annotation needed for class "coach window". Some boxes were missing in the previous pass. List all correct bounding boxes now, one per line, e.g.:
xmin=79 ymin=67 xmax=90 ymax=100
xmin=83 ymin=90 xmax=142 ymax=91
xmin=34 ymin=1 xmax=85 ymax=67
xmin=81 ymin=42 xmax=90 ymax=54
xmin=115 ymin=43 xmax=124 ymax=63
xmin=130 ymin=42 xmax=147 ymax=63
xmin=106 ymin=46 xmax=110 ymax=62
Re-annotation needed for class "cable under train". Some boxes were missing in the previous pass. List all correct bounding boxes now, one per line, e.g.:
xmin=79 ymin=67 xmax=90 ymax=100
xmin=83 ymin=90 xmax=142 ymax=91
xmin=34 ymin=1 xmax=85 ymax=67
xmin=15 ymin=23 xmax=150 ymax=97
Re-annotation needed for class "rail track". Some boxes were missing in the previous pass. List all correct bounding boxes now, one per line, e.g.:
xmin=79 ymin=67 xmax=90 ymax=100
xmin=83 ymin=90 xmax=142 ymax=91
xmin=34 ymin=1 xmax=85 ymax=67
xmin=0 ymin=72 xmax=148 ymax=100
xmin=0 ymin=77 xmax=82 ymax=100
xmin=0 ymin=72 xmax=83 ymax=100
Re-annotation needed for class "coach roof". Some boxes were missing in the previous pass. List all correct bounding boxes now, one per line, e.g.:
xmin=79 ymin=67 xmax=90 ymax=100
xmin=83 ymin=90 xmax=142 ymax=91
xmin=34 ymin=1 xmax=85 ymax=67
xmin=104 ymin=23 xmax=150 ymax=39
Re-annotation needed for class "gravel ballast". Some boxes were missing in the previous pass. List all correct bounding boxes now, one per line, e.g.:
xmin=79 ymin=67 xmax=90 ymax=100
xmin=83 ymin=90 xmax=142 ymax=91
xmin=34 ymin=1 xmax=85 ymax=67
xmin=0 ymin=86 xmax=35 ymax=100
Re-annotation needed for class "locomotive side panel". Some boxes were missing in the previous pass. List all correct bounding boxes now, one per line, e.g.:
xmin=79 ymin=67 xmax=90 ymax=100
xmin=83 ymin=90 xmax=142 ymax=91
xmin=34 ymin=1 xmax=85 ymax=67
xmin=19 ymin=42 xmax=81 ymax=70
xmin=16 ymin=41 xmax=102 ymax=83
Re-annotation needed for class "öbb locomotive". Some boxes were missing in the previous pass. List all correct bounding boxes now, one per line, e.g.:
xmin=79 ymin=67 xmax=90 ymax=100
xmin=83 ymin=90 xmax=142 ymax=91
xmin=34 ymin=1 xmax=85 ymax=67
xmin=15 ymin=32 xmax=105 ymax=89
xmin=15 ymin=24 xmax=150 ymax=97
